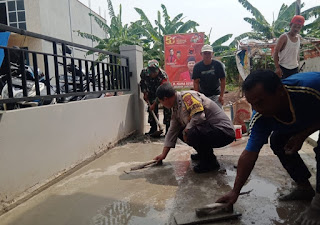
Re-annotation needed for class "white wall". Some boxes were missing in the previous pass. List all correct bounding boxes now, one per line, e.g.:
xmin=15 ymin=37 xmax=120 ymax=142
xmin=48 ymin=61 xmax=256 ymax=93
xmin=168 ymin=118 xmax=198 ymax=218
xmin=9 ymin=0 xmax=107 ymax=60
xmin=24 ymin=0 xmax=41 ymax=34
xmin=6 ymin=0 xmax=108 ymax=83
xmin=0 ymin=94 xmax=135 ymax=204
xmin=36 ymin=0 xmax=106 ymax=56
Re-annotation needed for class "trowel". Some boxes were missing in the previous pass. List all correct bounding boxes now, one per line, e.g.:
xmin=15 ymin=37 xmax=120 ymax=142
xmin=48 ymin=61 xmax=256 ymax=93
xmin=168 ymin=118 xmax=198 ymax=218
xmin=174 ymin=203 xmax=241 ymax=225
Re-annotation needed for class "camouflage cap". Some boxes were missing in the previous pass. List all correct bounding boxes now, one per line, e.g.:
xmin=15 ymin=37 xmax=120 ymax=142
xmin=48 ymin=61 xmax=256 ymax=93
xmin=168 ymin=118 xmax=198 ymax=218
xmin=147 ymin=59 xmax=159 ymax=68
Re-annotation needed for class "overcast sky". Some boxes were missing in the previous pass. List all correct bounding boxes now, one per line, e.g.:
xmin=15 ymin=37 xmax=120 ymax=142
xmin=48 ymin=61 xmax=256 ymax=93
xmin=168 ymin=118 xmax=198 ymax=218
xmin=78 ymin=0 xmax=319 ymax=43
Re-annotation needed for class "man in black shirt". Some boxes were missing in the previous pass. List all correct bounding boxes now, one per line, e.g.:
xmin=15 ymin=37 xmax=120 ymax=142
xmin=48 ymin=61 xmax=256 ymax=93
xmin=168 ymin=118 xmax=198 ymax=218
xmin=192 ymin=45 xmax=226 ymax=107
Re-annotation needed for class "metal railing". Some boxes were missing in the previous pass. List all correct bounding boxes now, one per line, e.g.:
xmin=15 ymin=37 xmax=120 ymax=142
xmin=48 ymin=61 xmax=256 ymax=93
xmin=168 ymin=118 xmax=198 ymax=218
xmin=0 ymin=24 xmax=130 ymax=109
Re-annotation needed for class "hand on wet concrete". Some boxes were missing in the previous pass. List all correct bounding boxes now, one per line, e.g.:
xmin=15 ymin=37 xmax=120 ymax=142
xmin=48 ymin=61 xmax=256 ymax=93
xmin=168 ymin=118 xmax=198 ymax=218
xmin=153 ymin=153 xmax=165 ymax=162
xmin=215 ymin=190 xmax=239 ymax=206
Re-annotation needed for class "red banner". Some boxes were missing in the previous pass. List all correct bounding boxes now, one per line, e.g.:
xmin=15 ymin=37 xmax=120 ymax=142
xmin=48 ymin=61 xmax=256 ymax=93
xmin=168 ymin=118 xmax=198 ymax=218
xmin=164 ymin=33 xmax=204 ymax=88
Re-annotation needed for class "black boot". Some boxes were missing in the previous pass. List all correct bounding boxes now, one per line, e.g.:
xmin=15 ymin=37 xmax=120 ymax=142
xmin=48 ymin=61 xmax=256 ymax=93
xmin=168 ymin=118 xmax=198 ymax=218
xmin=191 ymin=153 xmax=200 ymax=160
xmin=193 ymin=153 xmax=220 ymax=173
xmin=194 ymin=160 xmax=220 ymax=173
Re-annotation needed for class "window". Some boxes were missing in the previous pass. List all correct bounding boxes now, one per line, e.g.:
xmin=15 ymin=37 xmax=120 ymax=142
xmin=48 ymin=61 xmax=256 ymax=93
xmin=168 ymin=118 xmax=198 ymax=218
xmin=16 ymin=0 xmax=23 ymax=10
xmin=0 ymin=0 xmax=26 ymax=30
xmin=0 ymin=3 xmax=8 ymax=25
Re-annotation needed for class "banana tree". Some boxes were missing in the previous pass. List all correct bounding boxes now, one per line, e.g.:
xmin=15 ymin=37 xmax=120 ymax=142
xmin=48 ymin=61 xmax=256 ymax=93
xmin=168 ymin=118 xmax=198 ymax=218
xmin=134 ymin=4 xmax=199 ymax=66
xmin=75 ymin=0 xmax=143 ymax=59
xmin=230 ymin=0 xmax=320 ymax=47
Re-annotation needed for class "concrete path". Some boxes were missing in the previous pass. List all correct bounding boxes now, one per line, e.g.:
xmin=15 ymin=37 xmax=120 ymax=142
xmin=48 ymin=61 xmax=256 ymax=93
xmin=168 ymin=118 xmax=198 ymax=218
xmin=0 ymin=133 xmax=317 ymax=225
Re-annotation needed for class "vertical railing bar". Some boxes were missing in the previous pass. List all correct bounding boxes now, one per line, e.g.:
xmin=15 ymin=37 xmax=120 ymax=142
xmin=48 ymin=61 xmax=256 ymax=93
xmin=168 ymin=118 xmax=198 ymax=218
xmin=106 ymin=62 xmax=110 ymax=90
xmin=110 ymin=55 xmax=115 ymax=90
xmin=85 ymin=60 xmax=90 ymax=92
xmin=102 ymin=63 xmax=106 ymax=90
xmin=120 ymin=65 xmax=123 ymax=90
xmin=19 ymin=50 xmax=27 ymax=96
xmin=43 ymin=54 xmax=51 ymax=95
xmin=126 ymin=58 xmax=130 ymax=90
xmin=71 ymin=57 xmax=76 ymax=92
xmin=122 ymin=65 xmax=126 ymax=90
xmin=61 ymin=43 xmax=68 ymax=93
xmin=91 ymin=62 xmax=96 ymax=91
xmin=115 ymin=56 xmax=119 ymax=90
xmin=5 ymin=48 xmax=13 ymax=98
xmin=96 ymin=62 xmax=101 ymax=91
xmin=78 ymin=59 xmax=84 ymax=92
xmin=32 ymin=53 xmax=40 ymax=96
xmin=120 ymin=62 xmax=123 ymax=90
xmin=52 ymin=42 xmax=60 ymax=94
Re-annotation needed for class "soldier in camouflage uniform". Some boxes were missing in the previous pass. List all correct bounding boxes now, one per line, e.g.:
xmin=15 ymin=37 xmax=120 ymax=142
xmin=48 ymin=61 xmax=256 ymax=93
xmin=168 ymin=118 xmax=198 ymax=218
xmin=140 ymin=60 xmax=171 ymax=135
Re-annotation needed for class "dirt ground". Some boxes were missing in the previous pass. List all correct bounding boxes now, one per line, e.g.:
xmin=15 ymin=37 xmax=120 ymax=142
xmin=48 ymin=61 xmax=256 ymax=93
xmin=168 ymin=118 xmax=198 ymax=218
xmin=223 ymin=88 xmax=242 ymax=106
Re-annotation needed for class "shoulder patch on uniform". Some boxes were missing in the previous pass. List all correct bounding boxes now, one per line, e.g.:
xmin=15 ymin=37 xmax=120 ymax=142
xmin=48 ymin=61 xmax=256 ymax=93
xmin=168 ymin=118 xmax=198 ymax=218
xmin=182 ymin=93 xmax=204 ymax=116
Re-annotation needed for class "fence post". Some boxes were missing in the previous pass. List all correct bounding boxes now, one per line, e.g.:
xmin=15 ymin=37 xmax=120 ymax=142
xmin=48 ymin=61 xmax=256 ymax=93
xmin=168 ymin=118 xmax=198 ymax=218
xmin=119 ymin=45 xmax=144 ymax=135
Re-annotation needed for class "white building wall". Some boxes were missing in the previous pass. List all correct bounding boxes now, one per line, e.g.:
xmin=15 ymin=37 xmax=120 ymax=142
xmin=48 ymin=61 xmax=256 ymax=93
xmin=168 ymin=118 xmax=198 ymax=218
xmin=0 ymin=94 xmax=135 ymax=205
xmin=6 ymin=0 xmax=108 ymax=86
xmin=24 ymin=0 xmax=41 ymax=35
xmin=11 ymin=0 xmax=107 ymax=58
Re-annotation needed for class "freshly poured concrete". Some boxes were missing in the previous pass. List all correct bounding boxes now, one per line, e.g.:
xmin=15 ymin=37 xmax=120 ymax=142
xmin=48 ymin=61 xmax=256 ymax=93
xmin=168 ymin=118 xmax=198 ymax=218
xmin=0 ymin=135 xmax=317 ymax=225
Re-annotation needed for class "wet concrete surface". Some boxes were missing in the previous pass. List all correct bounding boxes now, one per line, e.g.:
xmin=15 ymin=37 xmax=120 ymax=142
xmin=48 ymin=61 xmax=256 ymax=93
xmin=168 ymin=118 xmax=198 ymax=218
xmin=0 ymin=133 xmax=317 ymax=225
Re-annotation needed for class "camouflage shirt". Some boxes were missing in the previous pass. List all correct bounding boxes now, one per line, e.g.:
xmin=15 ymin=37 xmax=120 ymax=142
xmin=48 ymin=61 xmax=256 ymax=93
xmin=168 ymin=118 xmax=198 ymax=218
xmin=139 ymin=68 xmax=169 ymax=97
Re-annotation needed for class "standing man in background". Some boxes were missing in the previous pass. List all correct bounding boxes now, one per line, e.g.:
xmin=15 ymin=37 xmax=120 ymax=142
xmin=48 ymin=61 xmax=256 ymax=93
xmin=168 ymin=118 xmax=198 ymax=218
xmin=192 ymin=44 xmax=226 ymax=108
xmin=140 ymin=60 xmax=171 ymax=135
xmin=273 ymin=15 xmax=305 ymax=79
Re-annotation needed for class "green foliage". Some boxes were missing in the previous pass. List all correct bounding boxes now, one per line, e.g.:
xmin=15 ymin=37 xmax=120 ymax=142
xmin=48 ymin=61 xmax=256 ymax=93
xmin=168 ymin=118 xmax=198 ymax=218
xmin=75 ymin=1 xmax=143 ymax=56
xmin=234 ymin=0 xmax=320 ymax=42
xmin=221 ymin=56 xmax=239 ymax=85
xmin=206 ymin=33 xmax=235 ymax=57
xmin=224 ymin=0 xmax=320 ymax=87
xmin=76 ymin=0 xmax=319 ymax=86
xmin=212 ymin=34 xmax=233 ymax=46
xmin=251 ymin=55 xmax=276 ymax=71
xmin=226 ymin=83 xmax=239 ymax=92
xmin=134 ymin=4 xmax=199 ymax=66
